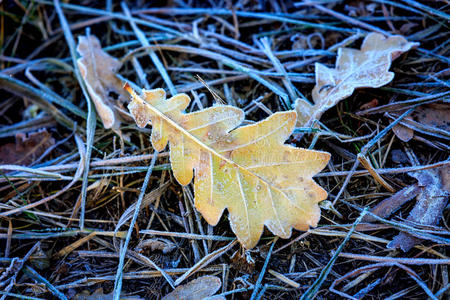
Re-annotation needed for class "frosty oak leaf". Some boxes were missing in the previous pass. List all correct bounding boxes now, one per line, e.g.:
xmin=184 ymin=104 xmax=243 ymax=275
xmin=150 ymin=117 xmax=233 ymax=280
xmin=126 ymin=84 xmax=330 ymax=249
xmin=295 ymin=32 xmax=418 ymax=127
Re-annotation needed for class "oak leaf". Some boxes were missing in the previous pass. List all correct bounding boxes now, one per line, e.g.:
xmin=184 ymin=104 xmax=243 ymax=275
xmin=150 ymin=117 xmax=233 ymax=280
xmin=127 ymin=84 xmax=330 ymax=249
xmin=295 ymin=33 xmax=418 ymax=127
xmin=77 ymin=35 xmax=128 ymax=129
xmin=162 ymin=276 xmax=224 ymax=300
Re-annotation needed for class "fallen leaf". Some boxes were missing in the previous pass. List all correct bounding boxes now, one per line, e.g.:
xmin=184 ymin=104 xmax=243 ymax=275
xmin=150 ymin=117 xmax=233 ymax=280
xmin=135 ymin=238 xmax=176 ymax=254
xmin=359 ymin=98 xmax=379 ymax=110
xmin=162 ymin=276 xmax=224 ymax=300
xmin=392 ymin=123 xmax=414 ymax=142
xmin=127 ymin=85 xmax=330 ymax=249
xmin=74 ymin=288 xmax=111 ymax=300
xmin=295 ymin=32 xmax=418 ymax=126
xmin=0 ymin=130 xmax=55 ymax=165
xmin=77 ymin=35 xmax=128 ymax=129
xmin=391 ymin=102 xmax=450 ymax=142
xmin=414 ymin=103 xmax=450 ymax=130
xmin=387 ymin=166 xmax=449 ymax=251
xmin=362 ymin=184 xmax=420 ymax=223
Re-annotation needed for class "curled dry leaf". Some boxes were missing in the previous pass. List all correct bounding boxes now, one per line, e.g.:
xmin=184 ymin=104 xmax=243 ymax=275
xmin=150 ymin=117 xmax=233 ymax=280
xmin=392 ymin=103 xmax=450 ymax=142
xmin=127 ymin=84 xmax=330 ymax=249
xmin=77 ymin=35 xmax=128 ymax=129
xmin=388 ymin=166 xmax=449 ymax=252
xmin=162 ymin=276 xmax=224 ymax=300
xmin=295 ymin=32 xmax=418 ymax=127
xmin=135 ymin=238 xmax=176 ymax=254
xmin=392 ymin=123 xmax=414 ymax=142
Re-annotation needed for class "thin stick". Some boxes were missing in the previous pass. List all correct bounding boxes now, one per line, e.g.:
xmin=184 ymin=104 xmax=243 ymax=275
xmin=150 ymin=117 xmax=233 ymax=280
xmin=337 ymin=252 xmax=450 ymax=265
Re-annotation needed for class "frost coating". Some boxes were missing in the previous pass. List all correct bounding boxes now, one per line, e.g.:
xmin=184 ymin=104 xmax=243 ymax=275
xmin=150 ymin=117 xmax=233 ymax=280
xmin=295 ymin=32 xmax=419 ymax=127
xmin=76 ymin=35 xmax=128 ymax=130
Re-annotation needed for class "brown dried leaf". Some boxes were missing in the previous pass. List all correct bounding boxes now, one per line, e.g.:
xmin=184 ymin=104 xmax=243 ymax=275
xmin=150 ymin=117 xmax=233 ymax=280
xmin=230 ymin=249 xmax=255 ymax=273
xmin=0 ymin=130 xmax=55 ymax=165
xmin=414 ymin=103 xmax=450 ymax=130
xmin=363 ymin=184 xmax=420 ymax=223
xmin=127 ymin=85 xmax=330 ymax=249
xmin=77 ymin=35 xmax=128 ymax=129
xmin=162 ymin=276 xmax=224 ymax=300
xmin=135 ymin=238 xmax=176 ymax=254
xmin=295 ymin=32 xmax=418 ymax=126
xmin=392 ymin=123 xmax=414 ymax=142
xmin=74 ymin=288 xmax=111 ymax=300
xmin=388 ymin=166 xmax=449 ymax=251
xmin=391 ymin=103 xmax=450 ymax=141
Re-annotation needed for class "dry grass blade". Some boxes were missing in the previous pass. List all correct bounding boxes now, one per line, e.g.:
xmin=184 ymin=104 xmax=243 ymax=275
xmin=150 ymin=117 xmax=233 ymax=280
xmin=0 ymin=134 xmax=85 ymax=217
xmin=174 ymin=240 xmax=237 ymax=285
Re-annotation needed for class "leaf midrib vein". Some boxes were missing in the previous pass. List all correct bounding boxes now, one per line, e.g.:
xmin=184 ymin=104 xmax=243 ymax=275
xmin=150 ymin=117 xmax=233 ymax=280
xmin=133 ymin=90 xmax=293 ymax=202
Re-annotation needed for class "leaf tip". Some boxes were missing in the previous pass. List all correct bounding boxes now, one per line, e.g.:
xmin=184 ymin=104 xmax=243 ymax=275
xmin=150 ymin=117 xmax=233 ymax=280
xmin=123 ymin=82 xmax=132 ymax=95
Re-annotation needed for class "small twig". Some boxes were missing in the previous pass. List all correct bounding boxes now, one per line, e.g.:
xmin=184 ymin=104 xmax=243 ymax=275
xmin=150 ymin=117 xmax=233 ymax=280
xmin=140 ymin=229 xmax=234 ymax=241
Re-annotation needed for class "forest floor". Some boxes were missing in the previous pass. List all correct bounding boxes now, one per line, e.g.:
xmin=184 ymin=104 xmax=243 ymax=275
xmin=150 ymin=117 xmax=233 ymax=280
xmin=0 ymin=1 xmax=449 ymax=299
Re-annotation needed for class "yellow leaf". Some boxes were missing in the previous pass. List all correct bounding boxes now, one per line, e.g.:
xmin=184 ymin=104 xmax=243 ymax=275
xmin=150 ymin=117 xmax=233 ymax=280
xmin=295 ymin=32 xmax=418 ymax=126
xmin=127 ymin=84 xmax=330 ymax=249
xmin=77 ymin=35 xmax=128 ymax=129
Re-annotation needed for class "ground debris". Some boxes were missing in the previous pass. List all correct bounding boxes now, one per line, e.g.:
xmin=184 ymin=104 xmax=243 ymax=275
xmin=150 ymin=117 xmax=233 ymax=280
xmin=1 ymin=1 xmax=449 ymax=299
